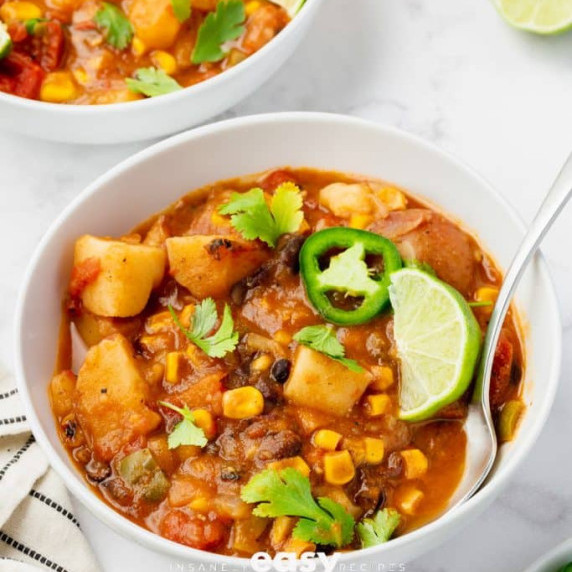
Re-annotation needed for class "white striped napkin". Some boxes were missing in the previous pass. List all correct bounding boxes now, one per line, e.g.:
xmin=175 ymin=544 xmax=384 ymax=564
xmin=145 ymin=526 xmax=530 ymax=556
xmin=0 ymin=365 xmax=101 ymax=572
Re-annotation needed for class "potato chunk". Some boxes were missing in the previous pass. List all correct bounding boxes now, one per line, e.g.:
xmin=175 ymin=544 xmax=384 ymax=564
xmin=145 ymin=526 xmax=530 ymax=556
xmin=166 ymin=235 xmax=268 ymax=298
xmin=74 ymin=235 xmax=165 ymax=318
xmin=128 ymin=0 xmax=181 ymax=50
xmin=284 ymin=346 xmax=371 ymax=416
xmin=319 ymin=183 xmax=375 ymax=218
xmin=75 ymin=335 xmax=161 ymax=461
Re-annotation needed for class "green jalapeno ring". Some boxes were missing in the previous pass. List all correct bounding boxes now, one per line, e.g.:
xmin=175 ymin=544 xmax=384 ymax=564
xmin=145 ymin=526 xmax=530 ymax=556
xmin=299 ymin=227 xmax=402 ymax=325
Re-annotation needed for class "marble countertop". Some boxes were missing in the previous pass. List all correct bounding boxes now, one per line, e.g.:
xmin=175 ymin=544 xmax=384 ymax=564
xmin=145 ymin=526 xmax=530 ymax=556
xmin=2 ymin=0 xmax=572 ymax=570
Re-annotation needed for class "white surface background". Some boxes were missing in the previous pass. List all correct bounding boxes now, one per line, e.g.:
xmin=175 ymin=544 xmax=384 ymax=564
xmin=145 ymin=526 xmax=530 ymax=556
xmin=1 ymin=0 xmax=572 ymax=570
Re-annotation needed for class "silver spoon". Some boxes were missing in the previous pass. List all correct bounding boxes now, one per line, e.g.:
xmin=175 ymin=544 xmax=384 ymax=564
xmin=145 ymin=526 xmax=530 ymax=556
xmin=449 ymin=152 xmax=572 ymax=508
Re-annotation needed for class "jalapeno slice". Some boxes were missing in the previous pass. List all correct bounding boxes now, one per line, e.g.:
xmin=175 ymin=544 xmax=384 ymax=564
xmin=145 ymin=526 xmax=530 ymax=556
xmin=299 ymin=227 xmax=402 ymax=325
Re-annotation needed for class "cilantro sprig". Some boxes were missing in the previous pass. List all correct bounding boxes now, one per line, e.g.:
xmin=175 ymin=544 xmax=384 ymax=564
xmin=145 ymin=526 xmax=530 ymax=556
xmin=241 ymin=468 xmax=355 ymax=547
xmin=218 ymin=182 xmax=304 ymax=248
xmin=126 ymin=68 xmax=183 ymax=97
xmin=171 ymin=0 xmax=191 ymax=22
xmin=356 ymin=508 xmax=401 ymax=548
xmin=293 ymin=325 xmax=363 ymax=373
xmin=159 ymin=401 xmax=208 ymax=449
xmin=191 ymin=0 xmax=245 ymax=64
xmin=169 ymin=298 xmax=238 ymax=358
xmin=94 ymin=2 xmax=133 ymax=50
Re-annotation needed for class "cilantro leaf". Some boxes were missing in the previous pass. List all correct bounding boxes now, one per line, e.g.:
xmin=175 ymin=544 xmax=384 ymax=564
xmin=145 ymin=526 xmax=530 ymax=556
xmin=356 ymin=508 xmax=401 ymax=548
xmin=159 ymin=401 xmax=208 ymax=449
xmin=241 ymin=468 xmax=355 ymax=547
xmin=191 ymin=0 xmax=245 ymax=64
xmin=318 ymin=243 xmax=380 ymax=297
xmin=218 ymin=183 xmax=304 ymax=248
xmin=94 ymin=2 xmax=133 ymax=50
xmin=293 ymin=325 xmax=363 ymax=372
xmin=126 ymin=68 xmax=183 ymax=97
xmin=171 ymin=0 xmax=191 ymax=22
xmin=169 ymin=299 xmax=238 ymax=358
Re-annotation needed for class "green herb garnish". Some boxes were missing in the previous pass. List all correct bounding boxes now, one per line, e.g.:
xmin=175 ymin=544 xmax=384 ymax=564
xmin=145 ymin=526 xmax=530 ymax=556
xmin=293 ymin=325 xmax=363 ymax=373
xmin=218 ymin=182 xmax=303 ymax=248
xmin=126 ymin=67 xmax=183 ymax=97
xmin=191 ymin=0 xmax=245 ymax=64
xmin=356 ymin=508 xmax=401 ymax=548
xmin=171 ymin=0 xmax=191 ymax=22
xmin=159 ymin=401 xmax=208 ymax=449
xmin=241 ymin=468 xmax=355 ymax=547
xmin=169 ymin=298 xmax=238 ymax=358
xmin=468 ymin=301 xmax=494 ymax=308
xmin=94 ymin=2 xmax=133 ymax=50
xmin=24 ymin=18 xmax=47 ymax=35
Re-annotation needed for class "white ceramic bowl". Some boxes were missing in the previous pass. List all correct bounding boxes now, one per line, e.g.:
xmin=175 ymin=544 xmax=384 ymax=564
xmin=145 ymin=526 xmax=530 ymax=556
xmin=0 ymin=1 xmax=323 ymax=145
xmin=15 ymin=113 xmax=561 ymax=567
xmin=525 ymin=539 xmax=572 ymax=572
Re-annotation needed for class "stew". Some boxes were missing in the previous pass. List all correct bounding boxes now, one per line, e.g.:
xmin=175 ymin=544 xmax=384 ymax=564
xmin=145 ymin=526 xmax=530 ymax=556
xmin=49 ymin=168 xmax=525 ymax=556
xmin=0 ymin=0 xmax=291 ymax=103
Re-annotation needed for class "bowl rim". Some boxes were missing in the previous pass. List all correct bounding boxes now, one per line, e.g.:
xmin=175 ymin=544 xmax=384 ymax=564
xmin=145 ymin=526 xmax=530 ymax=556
xmin=0 ymin=0 xmax=321 ymax=114
xmin=14 ymin=112 xmax=562 ymax=565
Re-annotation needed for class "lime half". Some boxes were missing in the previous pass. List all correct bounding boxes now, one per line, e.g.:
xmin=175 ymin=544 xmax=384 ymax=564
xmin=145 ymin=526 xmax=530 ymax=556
xmin=270 ymin=0 xmax=306 ymax=17
xmin=493 ymin=0 xmax=572 ymax=34
xmin=389 ymin=268 xmax=481 ymax=422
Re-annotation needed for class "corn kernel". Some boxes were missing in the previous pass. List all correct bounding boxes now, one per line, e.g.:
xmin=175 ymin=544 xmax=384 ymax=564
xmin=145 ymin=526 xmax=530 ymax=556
xmin=401 ymin=449 xmax=428 ymax=479
xmin=251 ymin=354 xmax=273 ymax=373
xmin=312 ymin=429 xmax=342 ymax=451
xmin=179 ymin=304 xmax=195 ymax=328
xmin=40 ymin=72 xmax=78 ymax=103
xmin=369 ymin=365 xmax=395 ymax=391
xmin=273 ymin=330 xmax=292 ymax=346
xmin=366 ymin=393 xmax=392 ymax=416
xmin=245 ymin=0 xmax=261 ymax=16
xmin=396 ymin=486 xmax=424 ymax=515
xmin=364 ymin=437 xmax=385 ymax=464
xmin=270 ymin=516 xmax=295 ymax=548
xmin=0 ymin=1 xmax=42 ymax=22
xmin=324 ymin=450 xmax=355 ymax=485
xmin=268 ymin=456 xmax=310 ymax=477
xmin=227 ymin=48 xmax=247 ymax=68
xmin=192 ymin=409 xmax=216 ymax=438
xmin=376 ymin=186 xmax=407 ymax=211
xmin=474 ymin=286 xmax=499 ymax=315
xmin=223 ymin=386 xmax=264 ymax=419
xmin=132 ymin=36 xmax=147 ymax=56
xmin=151 ymin=50 xmax=177 ymax=75
xmin=189 ymin=497 xmax=210 ymax=513
xmin=349 ymin=213 xmax=373 ymax=230
xmin=165 ymin=351 xmax=182 ymax=384
xmin=282 ymin=538 xmax=316 ymax=558
xmin=72 ymin=67 xmax=88 ymax=86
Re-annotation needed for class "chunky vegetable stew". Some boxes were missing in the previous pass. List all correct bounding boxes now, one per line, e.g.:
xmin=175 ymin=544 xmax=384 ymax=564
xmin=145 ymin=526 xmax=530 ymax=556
xmin=50 ymin=168 xmax=525 ymax=556
xmin=0 ymin=0 xmax=291 ymax=103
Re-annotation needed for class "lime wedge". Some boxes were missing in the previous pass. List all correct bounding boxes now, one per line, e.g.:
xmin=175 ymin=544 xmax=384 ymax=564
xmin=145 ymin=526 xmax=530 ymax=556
xmin=270 ymin=0 xmax=306 ymax=17
xmin=493 ymin=0 xmax=572 ymax=34
xmin=389 ymin=268 xmax=481 ymax=422
xmin=0 ymin=22 xmax=13 ymax=60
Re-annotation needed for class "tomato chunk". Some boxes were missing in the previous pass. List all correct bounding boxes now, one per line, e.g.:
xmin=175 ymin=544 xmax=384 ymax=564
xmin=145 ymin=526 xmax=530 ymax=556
xmin=0 ymin=53 xmax=45 ymax=99
xmin=160 ymin=510 xmax=226 ymax=550
xmin=490 ymin=333 xmax=514 ymax=409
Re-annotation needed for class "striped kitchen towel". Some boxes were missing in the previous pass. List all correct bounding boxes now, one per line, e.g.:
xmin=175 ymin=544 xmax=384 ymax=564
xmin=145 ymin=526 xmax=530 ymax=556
xmin=0 ymin=365 xmax=100 ymax=572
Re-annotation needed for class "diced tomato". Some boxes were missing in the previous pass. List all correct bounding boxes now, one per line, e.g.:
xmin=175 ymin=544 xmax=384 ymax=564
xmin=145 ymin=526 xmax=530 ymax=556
xmin=38 ymin=21 xmax=65 ymax=72
xmin=69 ymin=257 xmax=101 ymax=298
xmin=0 ymin=53 xmax=45 ymax=99
xmin=260 ymin=169 xmax=299 ymax=192
xmin=160 ymin=510 xmax=226 ymax=550
xmin=7 ymin=22 xmax=28 ymax=43
xmin=490 ymin=333 xmax=514 ymax=409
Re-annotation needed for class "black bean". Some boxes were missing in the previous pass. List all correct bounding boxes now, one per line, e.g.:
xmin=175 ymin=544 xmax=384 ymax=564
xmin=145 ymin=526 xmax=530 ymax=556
xmin=63 ymin=420 xmax=76 ymax=439
xmin=271 ymin=359 xmax=291 ymax=384
xmin=220 ymin=466 xmax=241 ymax=481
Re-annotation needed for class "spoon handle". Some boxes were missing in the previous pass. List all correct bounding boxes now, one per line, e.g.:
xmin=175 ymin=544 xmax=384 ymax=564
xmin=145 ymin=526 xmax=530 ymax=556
xmin=474 ymin=152 xmax=572 ymax=404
